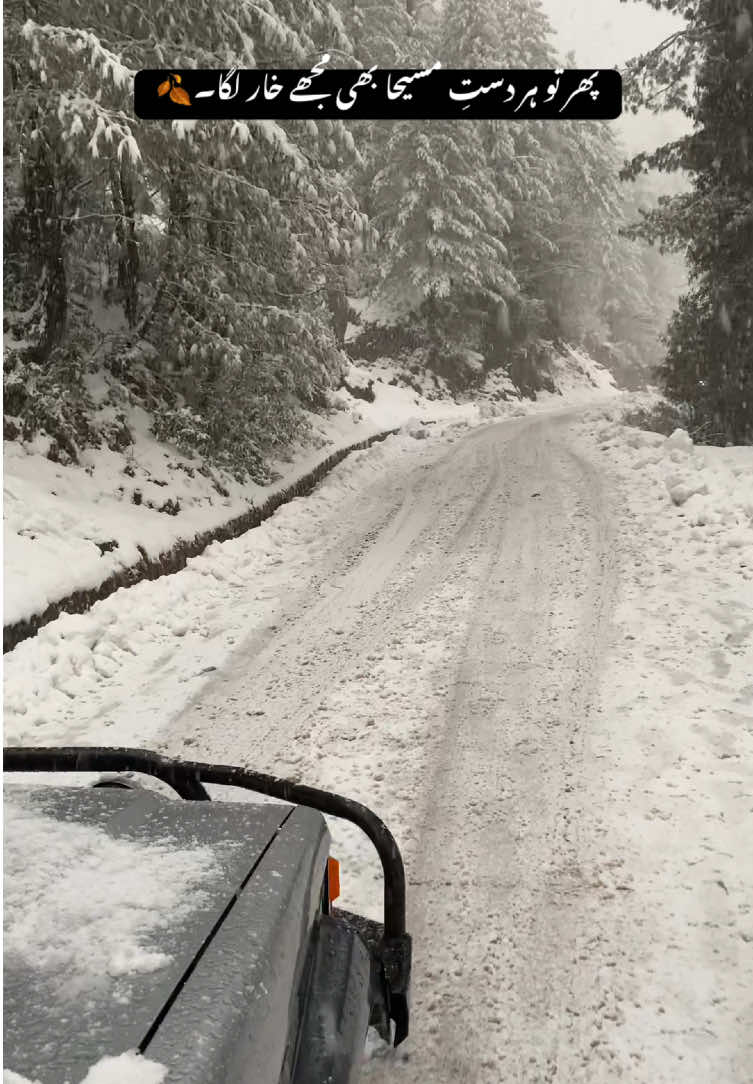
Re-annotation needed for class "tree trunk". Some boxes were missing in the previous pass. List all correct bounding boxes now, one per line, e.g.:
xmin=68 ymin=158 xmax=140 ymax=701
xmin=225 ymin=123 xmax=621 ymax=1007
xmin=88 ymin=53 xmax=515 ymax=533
xmin=327 ymin=288 xmax=349 ymax=345
xmin=326 ymin=249 xmax=349 ymax=345
xmin=25 ymin=136 xmax=67 ymax=363
xmin=110 ymin=158 xmax=140 ymax=327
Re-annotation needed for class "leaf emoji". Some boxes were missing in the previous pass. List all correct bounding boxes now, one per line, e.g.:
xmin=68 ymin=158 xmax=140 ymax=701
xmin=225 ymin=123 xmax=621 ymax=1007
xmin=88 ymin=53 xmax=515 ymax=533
xmin=169 ymin=85 xmax=191 ymax=106
xmin=157 ymin=79 xmax=170 ymax=97
xmin=173 ymin=74 xmax=182 ymax=84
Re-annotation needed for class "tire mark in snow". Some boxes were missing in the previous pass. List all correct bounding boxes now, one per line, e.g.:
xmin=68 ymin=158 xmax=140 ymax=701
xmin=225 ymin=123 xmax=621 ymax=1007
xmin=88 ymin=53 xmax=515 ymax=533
xmin=160 ymin=414 xmax=625 ymax=1081
xmin=362 ymin=418 xmax=620 ymax=1083
xmin=159 ymin=424 xmax=513 ymax=771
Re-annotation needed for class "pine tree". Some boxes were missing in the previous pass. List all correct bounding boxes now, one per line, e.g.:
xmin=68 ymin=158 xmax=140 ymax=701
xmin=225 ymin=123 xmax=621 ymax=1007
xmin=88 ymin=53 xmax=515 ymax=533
xmin=439 ymin=0 xmax=575 ymax=377
xmin=4 ymin=0 xmax=366 ymax=478
xmin=370 ymin=118 xmax=516 ymax=360
xmin=359 ymin=0 xmax=529 ymax=374
xmin=608 ymin=174 xmax=688 ymax=385
xmin=329 ymin=0 xmax=429 ymax=343
xmin=339 ymin=0 xmax=421 ymax=65
xmin=621 ymin=0 xmax=753 ymax=442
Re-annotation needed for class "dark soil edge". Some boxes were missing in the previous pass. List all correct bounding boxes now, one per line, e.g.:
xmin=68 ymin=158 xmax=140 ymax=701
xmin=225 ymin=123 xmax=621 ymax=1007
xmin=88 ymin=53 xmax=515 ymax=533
xmin=4 ymin=428 xmax=400 ymax=655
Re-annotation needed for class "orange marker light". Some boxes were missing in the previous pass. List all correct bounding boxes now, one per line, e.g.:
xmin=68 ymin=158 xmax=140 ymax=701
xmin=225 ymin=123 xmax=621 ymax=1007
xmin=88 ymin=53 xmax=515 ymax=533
xmin=327 ymin=857 xmax=340 ymax=903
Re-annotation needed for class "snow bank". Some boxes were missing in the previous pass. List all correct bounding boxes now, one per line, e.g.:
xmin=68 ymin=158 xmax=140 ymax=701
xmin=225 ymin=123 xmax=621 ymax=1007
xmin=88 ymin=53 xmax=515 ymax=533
xmin=553 ymin=344 xmax=618 ymax=394
xmin=571 ymin=407 xmax=753 ymax=1079
xmin=581 ymin=414 xmax=753 ymax=578
xmin=3 ymin=429 xmax=480 ymax=750
xmin=3 ymin=370 xmax=478 ymax=631
xmin=4 ymin=338 xmax=618 ymax=632
xmin=331 ymin=360 xmax=480 ymax=429
xmin=2 ymin=409 xmax=382 ymax=631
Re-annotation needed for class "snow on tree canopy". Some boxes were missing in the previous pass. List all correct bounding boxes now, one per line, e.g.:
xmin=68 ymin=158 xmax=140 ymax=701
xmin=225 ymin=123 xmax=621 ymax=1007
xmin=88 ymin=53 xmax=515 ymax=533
xmin=4 ymin=0 xmax=703 ymax=479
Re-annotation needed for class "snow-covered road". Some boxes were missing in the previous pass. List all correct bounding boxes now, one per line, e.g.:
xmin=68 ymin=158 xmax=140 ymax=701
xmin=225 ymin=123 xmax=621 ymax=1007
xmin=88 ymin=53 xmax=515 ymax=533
xmin=155 ymin=412 xmax=623 ymax=1081
xmin=362 ymin=416 xmax=619 ymax=1084
xmin=6 ymin=407 xmax=751 ymax=1082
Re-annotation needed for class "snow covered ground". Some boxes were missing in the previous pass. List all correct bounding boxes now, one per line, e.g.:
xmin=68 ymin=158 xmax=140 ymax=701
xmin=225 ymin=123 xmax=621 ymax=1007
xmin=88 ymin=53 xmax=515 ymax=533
xmin=2 ymin=365 xmax=480 ymax=629
xmin=558 ymin=410 xmax=753 ymax=1083
xmin=3 ymin=422 xmax=483 ymax=750
xmin=5 ymin=384 xmax=751 ymax=1082
xmin=3 ymin=345 xmax=615 ymax=631
xmin=3 ymin=345 xmax=614 ymax=635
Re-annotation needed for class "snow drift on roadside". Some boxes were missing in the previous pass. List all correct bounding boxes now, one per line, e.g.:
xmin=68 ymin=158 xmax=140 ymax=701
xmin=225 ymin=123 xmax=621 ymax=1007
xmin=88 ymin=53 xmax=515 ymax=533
xmin=3 ymin=428 xmax=476 ymax=750
xmin=582 ymin=413 xmax=753 ymax=578
xmin=3 ymin=370 xmax=478 ymax=629
xmin=4 ymin=340 xmax=618 ymax=629
xmin=569 ymin=409 xmax=753 ymax=1081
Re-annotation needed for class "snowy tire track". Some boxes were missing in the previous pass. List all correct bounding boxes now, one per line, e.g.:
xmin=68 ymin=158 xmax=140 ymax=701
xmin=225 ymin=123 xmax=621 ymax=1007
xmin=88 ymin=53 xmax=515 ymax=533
xmin=360 ymin=419 xmax=619 ymax=1084
xmin=156 ymin=413 xmax=628 ymax=1082
xmin=157 ymin=424 xmax=511 ymax=771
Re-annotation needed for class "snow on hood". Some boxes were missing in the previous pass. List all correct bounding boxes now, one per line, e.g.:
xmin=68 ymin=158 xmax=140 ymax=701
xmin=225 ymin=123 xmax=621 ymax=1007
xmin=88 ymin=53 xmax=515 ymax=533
xmin=3 ymin=790 xmax=223 ymax=999
xmin=4 ymin=1051 xmax=167 ymax=1084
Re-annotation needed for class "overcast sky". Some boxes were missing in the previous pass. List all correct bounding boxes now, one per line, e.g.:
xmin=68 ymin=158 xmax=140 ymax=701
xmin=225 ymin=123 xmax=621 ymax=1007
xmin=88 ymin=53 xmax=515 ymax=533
xmin=538 ymin=0 xmax=689 ymax=154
